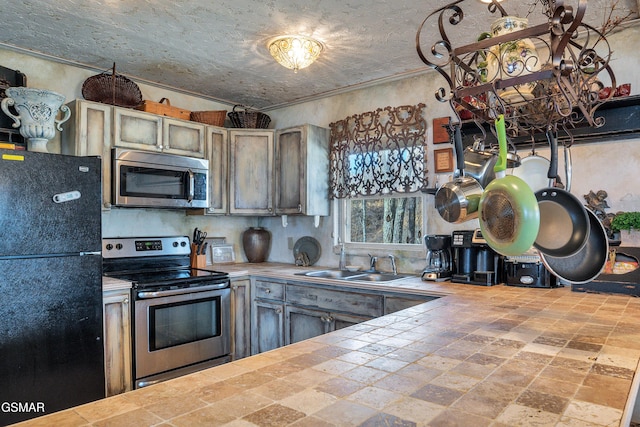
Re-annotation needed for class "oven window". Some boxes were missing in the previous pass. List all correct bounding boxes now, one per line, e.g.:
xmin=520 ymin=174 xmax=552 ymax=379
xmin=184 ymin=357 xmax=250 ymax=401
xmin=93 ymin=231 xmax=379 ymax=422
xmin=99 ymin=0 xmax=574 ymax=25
xmin=121 ymin=166 xmax=186 ymax=199
xmin=149 ymin=297 xmax=221 ymax=350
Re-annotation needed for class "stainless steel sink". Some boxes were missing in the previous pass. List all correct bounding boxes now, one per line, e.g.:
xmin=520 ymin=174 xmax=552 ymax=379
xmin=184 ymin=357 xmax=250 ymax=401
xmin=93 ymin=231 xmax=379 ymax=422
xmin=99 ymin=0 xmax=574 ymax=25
xmin=300 ymin=269 xmax=367 ymax=279
xmin=297 ymin=269 xmax=413 ymax=282
xmin=345 ymin=273 xmax=413 ymax=282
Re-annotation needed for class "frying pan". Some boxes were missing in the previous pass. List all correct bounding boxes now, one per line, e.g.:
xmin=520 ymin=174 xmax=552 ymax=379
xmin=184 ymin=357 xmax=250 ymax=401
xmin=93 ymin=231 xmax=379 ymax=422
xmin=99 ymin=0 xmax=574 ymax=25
xmin=478 ymin=115 xmax=540 ymax=256
xmin=435 ymin=125 xmax=483 ymax=223
xmin=533 ymin=131 xmax=590 ymax=257
xmin=540 ymin=208 xmax=609 ymax=284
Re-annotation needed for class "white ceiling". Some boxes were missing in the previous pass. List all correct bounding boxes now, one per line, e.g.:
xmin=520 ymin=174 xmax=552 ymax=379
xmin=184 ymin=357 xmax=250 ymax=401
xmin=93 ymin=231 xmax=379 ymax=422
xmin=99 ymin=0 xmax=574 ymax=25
xmin=1 ymin=0 xmax=637 ymax=110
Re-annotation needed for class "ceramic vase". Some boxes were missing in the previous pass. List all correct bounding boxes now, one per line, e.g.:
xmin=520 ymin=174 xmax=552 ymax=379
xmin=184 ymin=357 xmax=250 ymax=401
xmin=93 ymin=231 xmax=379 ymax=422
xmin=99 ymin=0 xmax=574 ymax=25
xmin=1 ymin=87 xmax=71 ymax=152
xmin=242 ymin=227 xmax=271 ymax=263
xmin=484 ymin=16 xmax=541 ymax=104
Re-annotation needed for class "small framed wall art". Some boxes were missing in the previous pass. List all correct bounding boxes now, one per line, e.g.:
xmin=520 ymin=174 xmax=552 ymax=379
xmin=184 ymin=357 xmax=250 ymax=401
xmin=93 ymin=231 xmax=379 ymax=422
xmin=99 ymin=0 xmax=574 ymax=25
xmin=432 ymin=117 xmax=451 ymax=144
xmin=434 ymin=148 xmax=454 ymax=173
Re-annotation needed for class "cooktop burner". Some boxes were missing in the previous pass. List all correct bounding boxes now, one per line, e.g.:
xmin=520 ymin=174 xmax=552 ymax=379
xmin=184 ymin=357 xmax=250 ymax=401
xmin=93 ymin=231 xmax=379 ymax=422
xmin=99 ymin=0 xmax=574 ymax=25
xmin=102 ymin=236 xmax=229 ymax=290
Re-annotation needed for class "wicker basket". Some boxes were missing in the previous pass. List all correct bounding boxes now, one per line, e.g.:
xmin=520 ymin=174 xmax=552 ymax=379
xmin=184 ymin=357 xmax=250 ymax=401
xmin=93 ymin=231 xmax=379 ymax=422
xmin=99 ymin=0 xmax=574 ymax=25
xmin=228 ymin=105 xmax=271 ymax=129
xmin=137 ymin=98 xmax=190 ymax=120
xmin=82 ymin=63 xmax=142 ymax=108
xmin=190 ymin=110 xmax=227 ymax=127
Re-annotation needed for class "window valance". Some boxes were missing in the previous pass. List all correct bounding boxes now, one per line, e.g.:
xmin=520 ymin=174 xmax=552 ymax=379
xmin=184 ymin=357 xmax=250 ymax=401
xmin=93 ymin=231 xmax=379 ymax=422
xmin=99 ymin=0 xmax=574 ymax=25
xmin=329 ymin=103 xmax=428 ymax=199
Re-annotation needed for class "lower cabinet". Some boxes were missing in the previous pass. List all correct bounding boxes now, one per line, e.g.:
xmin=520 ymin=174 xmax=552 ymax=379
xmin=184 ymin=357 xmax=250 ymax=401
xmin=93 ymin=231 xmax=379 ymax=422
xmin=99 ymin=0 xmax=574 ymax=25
xmin=230 ymin=278 xmax=251 ymax=360
xmin=102 ymin=288 xmax=133 ymax=396
xmin=285 ymin=305 xmax=372 ymax=345
xmin=250 ymin=277 xmax=438 ymax=356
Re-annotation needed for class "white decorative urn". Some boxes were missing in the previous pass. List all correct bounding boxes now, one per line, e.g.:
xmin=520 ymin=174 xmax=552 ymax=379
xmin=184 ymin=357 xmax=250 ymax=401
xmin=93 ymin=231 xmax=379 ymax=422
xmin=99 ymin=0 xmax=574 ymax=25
xmin=1 ymin=87 xmax=71 ymax=152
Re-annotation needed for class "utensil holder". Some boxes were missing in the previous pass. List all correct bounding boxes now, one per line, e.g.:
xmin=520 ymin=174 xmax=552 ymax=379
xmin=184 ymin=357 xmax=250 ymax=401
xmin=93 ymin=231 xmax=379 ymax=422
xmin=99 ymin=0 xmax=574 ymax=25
xmin=190 ymin=244 xmax=207 ymax=269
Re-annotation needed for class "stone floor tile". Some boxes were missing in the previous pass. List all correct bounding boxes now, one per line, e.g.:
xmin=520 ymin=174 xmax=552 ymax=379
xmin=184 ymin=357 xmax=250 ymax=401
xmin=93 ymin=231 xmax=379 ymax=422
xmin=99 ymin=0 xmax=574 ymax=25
xmin=427 ymin=408 xmax=492 ymax=427
xmin=242 ymin=403 xmax=305 ymax=427
xmin=312 ymin=359 xmax=358 ymax=375
xmin=429 ymin=371 xmax=480 ymax=392
xmin=562 ymin=400 xmax=623 ymax=426
xmin=252 ymin=378 xmax=307 ymax=401
xmin=285 ymin=368 xmax=336 ymax=388
xmin=74 ymin=395 xmax=141 ymax=423
xmin=495 ymin=404 xmax=560 ymax=426
xmin=410 ymin=383 xmax=463 ymax=406
xmin=288 ymin=416 xmax=337 ymax=427
xmin=528 ymin=376 xmax=580 ymax=398
xmin=312 ymin=400 xmax=377 ymax=426
xmin=143 ymin=392 xmax=209 ymax=420
xmin=382 ymin=396 xmax=444 ymax=425
xmin=346 ymin=386 xmax=403 ymax=410
xmin=450 ymin=381 xmax=522 ymax=419
xmin=575 ymin=373 xmax=632 ymax=409
xmin=341 ymin=365 xmax=389 ymax=384
xmin=280 ymin=388 xmax=338 ymax=415
xmin=590 ymin=363 xmax=635 ymax=379
xmin=337 ymin=350 xmax=379 ymax=365
xmin=515 ymin=389 xmax=569 ymax=414
xmin=315 ymin=376 xmax=365 ymax=398
xmin=394 ymin=363 xmax=442 ymax=383
xmin=365 ymin=356 xmax=409 ymax=373
xmin=9 ymin=410 xmax=89 ymax=427
xmin=373 ymin=372 xmax=425 ymax=394
xmin=92 ymin=408 xmax=163 ymax=427
xmin=358 ymin=412 xmax=416 ymax=427
xmin=416 ymin=354 xmax=462 ymax=371
xmin=171 ymin=404 xmax=238 ymax=426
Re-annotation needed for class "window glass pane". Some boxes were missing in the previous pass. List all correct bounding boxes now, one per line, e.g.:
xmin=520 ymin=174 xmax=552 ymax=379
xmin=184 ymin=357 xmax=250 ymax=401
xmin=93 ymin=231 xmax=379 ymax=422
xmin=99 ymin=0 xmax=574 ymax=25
xmin=349 ymin=196 xmax=423 ymax=244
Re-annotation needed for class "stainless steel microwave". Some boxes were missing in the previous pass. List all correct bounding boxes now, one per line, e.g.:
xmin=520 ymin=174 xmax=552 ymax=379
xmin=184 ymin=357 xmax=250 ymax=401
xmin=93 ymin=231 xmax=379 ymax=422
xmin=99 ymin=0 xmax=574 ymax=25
xmin=113 ymin=148 xmax=209 ymax=209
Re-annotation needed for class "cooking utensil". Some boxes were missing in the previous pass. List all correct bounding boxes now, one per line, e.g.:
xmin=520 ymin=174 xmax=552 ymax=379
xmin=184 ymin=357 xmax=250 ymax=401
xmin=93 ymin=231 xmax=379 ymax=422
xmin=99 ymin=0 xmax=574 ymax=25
xmin=478 ymin=115 xmax=540 ymax=256
xmin=540 ymin=208 xmax=609 ymax=284
xmin=193 ymin=227 xmax=207 ymax=255
xmin=435 ymin=124 xmax=484 ymax=223
xmin=533 ymin=130 xmax=590 ymax=258
xmin=511 ymin=136 xmax=550 ymax=193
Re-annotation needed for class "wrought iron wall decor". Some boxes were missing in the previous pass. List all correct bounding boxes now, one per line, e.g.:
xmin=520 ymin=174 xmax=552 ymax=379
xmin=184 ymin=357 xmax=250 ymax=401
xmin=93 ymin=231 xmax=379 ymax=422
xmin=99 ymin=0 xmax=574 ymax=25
xmin=329 ymin=104 xmax=428 ymax=198
xmin=415 ymin=0 xmax=616 ymax=138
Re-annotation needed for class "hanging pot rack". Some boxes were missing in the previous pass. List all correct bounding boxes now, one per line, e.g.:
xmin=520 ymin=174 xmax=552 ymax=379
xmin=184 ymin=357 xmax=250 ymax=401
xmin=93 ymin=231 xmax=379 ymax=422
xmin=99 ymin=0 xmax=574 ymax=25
xmin=416 ymin=0 xmax=616 ymax=137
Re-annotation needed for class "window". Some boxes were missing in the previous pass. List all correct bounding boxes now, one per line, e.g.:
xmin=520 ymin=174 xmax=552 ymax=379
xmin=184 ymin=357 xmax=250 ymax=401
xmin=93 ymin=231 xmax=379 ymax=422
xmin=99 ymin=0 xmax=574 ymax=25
xmin=346 ymin=195 xmax=424 ymax=244
xmin=330 ymin=104 xmax=429 ymax=250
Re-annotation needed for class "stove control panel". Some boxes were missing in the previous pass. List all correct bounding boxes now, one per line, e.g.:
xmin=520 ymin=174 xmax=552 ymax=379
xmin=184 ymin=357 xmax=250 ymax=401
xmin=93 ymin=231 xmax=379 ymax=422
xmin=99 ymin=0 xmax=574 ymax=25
xmin=103 ymin=236 xmax=190 ymax=258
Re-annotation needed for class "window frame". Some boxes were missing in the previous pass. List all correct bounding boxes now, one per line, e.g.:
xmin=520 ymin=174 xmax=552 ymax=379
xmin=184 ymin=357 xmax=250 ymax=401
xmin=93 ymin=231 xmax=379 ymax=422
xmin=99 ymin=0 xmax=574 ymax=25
xmin=334 ymin=193 xmax=427 ymax=255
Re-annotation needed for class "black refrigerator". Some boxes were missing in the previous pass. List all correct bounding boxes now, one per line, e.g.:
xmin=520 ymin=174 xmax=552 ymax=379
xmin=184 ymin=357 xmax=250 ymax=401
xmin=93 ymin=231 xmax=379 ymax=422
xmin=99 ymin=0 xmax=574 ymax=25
xmin=0 ymin=149 xmax=105 ymax=425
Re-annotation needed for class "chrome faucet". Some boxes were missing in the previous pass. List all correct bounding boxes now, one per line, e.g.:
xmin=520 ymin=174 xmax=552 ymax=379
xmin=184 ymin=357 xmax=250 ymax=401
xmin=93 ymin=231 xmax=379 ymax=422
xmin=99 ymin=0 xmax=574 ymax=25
xmin=368 ymin=254 xmax=378 ymax=272
xmin=388 ymin=254 xmax=397 ymax=275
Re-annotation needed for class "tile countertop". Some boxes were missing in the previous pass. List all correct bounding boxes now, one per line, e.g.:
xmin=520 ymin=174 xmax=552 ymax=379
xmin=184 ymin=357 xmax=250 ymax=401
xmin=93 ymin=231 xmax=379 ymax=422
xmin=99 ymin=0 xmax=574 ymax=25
xmin=18 ymin=263 xmax=640 ymax=427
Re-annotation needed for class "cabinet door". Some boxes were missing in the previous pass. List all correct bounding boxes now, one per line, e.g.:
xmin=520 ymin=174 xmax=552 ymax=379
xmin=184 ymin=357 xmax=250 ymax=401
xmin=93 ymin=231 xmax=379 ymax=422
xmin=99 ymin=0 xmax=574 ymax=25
xmin=275 ymin=127 xmax=303 ymax=214
xmin=384 ymin=295 xmax=437 ymax=315
xmin=162 ymin=118 xmax=206 ymax=158
xmin=331 ymin=312 xmax=373 ymax=331
xmin=206 ymin=126 xmax=228 ymax=214
xmin=251 ymin=300 xmax=284 ymax=355
xmin=60 ymin=100 xmax=113 ymax=210
xmin=229 ymin=129 xmax=275 ymax=215
xmin=113 ymin=107 xmax=162 ymax=151
xmin=230 ymin=279 xmax=251 ymax=360
xmin=103 ymin=289 xmax=132 ymax=397
xmin=285 ymin=305 xmax=331 ymax=345
xmin=275 ymin=124 xmax=330 ymax=216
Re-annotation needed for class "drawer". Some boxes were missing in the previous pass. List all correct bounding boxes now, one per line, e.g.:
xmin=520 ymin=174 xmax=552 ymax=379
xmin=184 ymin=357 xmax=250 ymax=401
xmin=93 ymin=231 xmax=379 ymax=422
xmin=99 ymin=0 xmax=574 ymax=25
xmin=286 ymin=284 xmax=383 ymax=317
xmin=254 ymin=280 xmax=285 ymax=301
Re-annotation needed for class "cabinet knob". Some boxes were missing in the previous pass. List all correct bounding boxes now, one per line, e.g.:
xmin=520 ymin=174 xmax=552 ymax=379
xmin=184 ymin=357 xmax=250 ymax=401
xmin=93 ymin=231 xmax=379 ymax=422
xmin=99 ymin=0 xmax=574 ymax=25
xmin=276 ymin=308 xmax=282 ymax=314
xmin=297 ymin=204 xmax=302 ymax=213
xmin=123 ymin=298 xmax=129 ymax=304
xmin=264 ymin=288 xmax=271 ymax=293
xmin=231 ymin=284 xmax=238 ymax=290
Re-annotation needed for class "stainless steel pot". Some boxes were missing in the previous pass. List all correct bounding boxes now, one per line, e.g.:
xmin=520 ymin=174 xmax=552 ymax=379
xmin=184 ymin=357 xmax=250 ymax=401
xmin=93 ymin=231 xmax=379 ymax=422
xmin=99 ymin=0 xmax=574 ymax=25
xmin=464 ymin=142 xmax=520 ymax=188
xmin=435 ymin=125 xmax=483 ymax=223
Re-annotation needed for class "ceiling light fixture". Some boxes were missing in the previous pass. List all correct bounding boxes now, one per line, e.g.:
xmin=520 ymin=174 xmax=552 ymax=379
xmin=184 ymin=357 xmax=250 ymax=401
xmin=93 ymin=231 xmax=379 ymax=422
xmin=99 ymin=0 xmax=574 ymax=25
xmin=268 ymin=35 xmax=324 ymax=73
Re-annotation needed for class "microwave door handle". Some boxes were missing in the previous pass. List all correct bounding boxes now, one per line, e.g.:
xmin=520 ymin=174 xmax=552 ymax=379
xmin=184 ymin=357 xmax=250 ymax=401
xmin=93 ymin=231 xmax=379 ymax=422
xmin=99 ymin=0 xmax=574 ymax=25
xmin=187 ymin=169 xmax=194 ymax=202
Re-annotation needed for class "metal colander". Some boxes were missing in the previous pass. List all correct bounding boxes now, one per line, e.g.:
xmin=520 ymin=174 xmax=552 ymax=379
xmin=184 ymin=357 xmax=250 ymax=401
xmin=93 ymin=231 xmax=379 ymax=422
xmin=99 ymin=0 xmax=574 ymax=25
xmin=480 ymin=191 xmax=516 ymax=243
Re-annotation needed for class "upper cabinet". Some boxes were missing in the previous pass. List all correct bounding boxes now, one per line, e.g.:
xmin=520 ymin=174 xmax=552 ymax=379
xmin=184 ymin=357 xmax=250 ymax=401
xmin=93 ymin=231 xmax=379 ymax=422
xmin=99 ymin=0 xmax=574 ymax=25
xmin=60 ymin=100 xmax=113 ymax=209
xmin=113 ymin=108 xmax=205 ymax=158
xmin=204 ymin=126 xmax=228 ymax=215
xmin=275 ymin=124 xmax=330 ymax=216
xmin=228 ymin=129 xmax=275 ymax=215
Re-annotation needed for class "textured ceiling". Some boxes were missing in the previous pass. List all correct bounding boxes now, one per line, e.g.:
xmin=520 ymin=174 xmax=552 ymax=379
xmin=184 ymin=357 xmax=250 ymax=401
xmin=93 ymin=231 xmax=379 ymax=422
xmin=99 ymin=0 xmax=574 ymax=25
xmin=1 ymin=0 xmax=637 ymax=109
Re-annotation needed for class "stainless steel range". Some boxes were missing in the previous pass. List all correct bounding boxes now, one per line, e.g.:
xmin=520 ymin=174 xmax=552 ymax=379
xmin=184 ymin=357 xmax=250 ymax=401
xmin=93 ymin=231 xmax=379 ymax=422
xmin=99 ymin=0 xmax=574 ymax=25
xmin=102 ymin=236 xmax=231 ymax=389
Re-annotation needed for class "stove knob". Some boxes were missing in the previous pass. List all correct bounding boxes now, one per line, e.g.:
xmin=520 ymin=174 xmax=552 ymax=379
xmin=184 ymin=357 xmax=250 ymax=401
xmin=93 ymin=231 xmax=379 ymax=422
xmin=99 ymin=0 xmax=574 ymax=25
xmin=173 ymin=241 xmax=178 ymax=247
xmin=115 ymin=243 xmax=123 ymax=250
xmin=180 ymin=241 xmax=187 ymax=247
xmin=105 ymin=244 xmax=113 ymax=251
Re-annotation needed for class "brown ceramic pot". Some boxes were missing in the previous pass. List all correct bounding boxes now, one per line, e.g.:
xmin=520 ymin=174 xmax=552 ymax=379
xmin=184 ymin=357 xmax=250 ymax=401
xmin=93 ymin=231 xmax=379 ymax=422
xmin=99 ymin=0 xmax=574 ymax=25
xmin=242 ymin=227 xmax=271 ymax=263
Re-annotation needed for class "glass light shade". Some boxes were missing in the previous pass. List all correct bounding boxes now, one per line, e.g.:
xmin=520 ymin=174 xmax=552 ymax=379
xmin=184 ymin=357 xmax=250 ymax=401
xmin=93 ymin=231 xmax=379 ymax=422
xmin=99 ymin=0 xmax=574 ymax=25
xmin=268 ymin=35 xmax=323 ymax=72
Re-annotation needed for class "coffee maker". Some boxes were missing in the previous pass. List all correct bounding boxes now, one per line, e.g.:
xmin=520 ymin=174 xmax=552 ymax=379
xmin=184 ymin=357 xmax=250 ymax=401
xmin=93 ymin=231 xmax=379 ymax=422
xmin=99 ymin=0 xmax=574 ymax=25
xmin=421 ymin=235 xmax=453 ymax=282
xmin=451 ymin=229 xmax=502 ymax=286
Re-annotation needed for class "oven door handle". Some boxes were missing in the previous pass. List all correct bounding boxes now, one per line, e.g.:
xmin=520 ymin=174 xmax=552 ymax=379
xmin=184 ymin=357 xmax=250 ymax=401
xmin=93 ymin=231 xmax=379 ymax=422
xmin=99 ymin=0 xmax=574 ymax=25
xmin=136 ymin=282 xmax=229 ymax=299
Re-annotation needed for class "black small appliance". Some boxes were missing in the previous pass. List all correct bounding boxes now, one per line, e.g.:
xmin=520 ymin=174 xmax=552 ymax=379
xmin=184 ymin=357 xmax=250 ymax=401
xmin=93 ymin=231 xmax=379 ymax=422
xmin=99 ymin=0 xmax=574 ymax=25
xmin=421 ymin=235 xmax=453 ymax=281
xmin=451 ymin=229 xmax=502 ymax=286
xmin=504 ymin=254 xmax=558 ymax=288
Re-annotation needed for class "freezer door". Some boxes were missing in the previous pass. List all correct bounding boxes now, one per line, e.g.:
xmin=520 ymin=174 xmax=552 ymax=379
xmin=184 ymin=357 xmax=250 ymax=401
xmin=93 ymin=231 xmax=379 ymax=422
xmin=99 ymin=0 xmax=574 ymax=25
xmin=0 ymin=150 xmax=101 ymax=257
xmin=0 ymin=254 xmax=105 ymax=424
